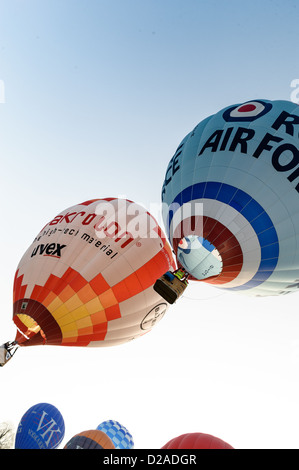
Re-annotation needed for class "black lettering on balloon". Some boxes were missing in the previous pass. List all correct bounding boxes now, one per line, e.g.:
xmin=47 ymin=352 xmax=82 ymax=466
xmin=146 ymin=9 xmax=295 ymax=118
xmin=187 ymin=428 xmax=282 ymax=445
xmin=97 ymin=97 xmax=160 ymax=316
xmin=198 ymin=130 xmax=223 ymax=155
xmin=252 ymin=133 xmax=283 ymax=158
xmin=272 ymin=143 xmax=299 ymax=172
xmin=228 ymin=127 xmax=255 ymax=154
xmin=272 ymin=111 xmax=299 ymax=136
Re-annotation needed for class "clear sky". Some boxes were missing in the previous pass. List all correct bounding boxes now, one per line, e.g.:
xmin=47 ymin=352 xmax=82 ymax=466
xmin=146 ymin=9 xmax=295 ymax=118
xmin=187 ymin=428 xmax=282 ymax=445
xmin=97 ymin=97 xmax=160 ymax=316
xmin=1 ymin=0 xmax=299 ymax=449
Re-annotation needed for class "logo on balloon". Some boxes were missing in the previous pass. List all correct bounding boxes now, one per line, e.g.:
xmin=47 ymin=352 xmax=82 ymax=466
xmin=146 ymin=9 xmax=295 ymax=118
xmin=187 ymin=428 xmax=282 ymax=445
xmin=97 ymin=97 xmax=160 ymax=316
xmin=31 ymin=243 xmax=67 ymax=258
xmin=223 ymin=100 xmax=272 ymax=122
xmin=141 ymin=303 xmax=168 ymax=330
xmin=15 ymin=403 xmax=65 ymax=449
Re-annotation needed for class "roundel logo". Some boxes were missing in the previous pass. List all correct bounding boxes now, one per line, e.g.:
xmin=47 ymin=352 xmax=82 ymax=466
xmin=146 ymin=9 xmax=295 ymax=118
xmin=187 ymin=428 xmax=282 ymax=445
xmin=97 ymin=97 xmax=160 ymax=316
xmin=223 ymin=100 xmax=272 ymax=122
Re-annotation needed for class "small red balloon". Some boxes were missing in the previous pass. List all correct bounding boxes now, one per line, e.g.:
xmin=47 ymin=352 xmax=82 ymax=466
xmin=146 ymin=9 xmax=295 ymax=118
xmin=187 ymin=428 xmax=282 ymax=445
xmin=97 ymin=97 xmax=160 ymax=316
xmin=161 ymin=432 xmax=234 ymax=449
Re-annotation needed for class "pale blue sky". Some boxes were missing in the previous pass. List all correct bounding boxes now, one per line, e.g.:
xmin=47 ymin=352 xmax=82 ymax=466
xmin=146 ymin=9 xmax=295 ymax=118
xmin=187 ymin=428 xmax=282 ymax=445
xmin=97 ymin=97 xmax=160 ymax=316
xmin=1 ymin=0 xmax=299 ymax=450
xmin=1 ymin=1 xmax=298 ymax=202
xmin=1 ymin=0 xmax=298 ymax=237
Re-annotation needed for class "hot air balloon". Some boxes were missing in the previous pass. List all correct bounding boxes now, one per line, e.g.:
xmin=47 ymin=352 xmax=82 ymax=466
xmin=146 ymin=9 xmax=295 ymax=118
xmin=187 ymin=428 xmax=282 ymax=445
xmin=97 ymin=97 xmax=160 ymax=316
xmin=161 ymin=432 xmax=234 ymax=449
xmin=96 ymin=420 xmax=134 ymax=449
xmin=15 ymin=402 xmax=65 ymax=449
xmin=0 ymin=198 xmax=175 ymax=365
xmin=161 ymin=99 xmax=299 ymax=297
xmin=64 ymin=429 xmax=115 ymax=449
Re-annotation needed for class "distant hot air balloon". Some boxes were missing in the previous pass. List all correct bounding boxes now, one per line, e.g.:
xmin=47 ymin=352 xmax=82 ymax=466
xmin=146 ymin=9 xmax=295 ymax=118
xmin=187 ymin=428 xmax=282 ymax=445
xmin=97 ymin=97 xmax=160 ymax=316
xmin=161 ymin=432 xmax=234 ymax=449
xmin=96 ymin=420 xmax=134 ymax=449
xmin=0 ymin=198 xmax=175 ymax=365
xmin=161 ymin=99 xmax=299 ymax=296
xmin=15 ymin=403 xmax=65 ymax=449
xmin=64 ymin=429 xmax=115 ymax=449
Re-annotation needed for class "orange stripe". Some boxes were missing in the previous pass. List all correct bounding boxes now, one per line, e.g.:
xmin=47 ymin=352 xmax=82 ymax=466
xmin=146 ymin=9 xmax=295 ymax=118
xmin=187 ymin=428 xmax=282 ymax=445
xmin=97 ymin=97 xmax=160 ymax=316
xmin=98 ymin=289 xmax=118 ymax=309
xmin=31 ymin=285 xmax=51 ymax=303
xmin=66 ymin=330 xmax=107 ymax=345
xmin=112 ymin=250 xmax=171 ymax=302
xmin=44 ymin=274 xmax=61 ymax=293
xmin=59 ymin=285 xmax=76 ymax=303
xmin=69 ymin=273 xmax=88 ymax=291
xmin=43 ymin=291 xmax=57 ymax=307
xmin=105 ymin=304 xmax=121 ymax=321
xmin=13 ymin=271 xmax=27 ymax=301
xmin=77 ymin=283 xmax=98 ymax=303
xmin=112 ymin=273 xmax=142 ymax=302
xmin=60 ymin=267 xmax=87 ymax=292
xmin=92 ymin=322 xmax=108 ymax=335
xmin=90 ymin=310 xmax=107 ymax=325
xmin=78 ymin=326 xmax=94 ymax=336
xmin=90 ymin=273 xmax=110 ymax=295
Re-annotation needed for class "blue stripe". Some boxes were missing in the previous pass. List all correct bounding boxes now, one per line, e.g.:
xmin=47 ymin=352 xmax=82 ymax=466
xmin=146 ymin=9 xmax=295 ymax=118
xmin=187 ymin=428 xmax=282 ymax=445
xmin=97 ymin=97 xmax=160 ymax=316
xmin=167 ymin=182 xmax=279 ymax=291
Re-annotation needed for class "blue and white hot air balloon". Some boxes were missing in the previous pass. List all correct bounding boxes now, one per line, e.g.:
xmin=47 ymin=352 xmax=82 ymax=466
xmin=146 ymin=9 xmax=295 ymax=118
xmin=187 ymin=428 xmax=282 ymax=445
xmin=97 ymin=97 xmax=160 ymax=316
xmin=162 ymin=99 xmax=299 ymax=296
xmin=15 ymin=402 xmax=65 ymax=449
xmin=96 ymin=420 xmax=134 ymax=449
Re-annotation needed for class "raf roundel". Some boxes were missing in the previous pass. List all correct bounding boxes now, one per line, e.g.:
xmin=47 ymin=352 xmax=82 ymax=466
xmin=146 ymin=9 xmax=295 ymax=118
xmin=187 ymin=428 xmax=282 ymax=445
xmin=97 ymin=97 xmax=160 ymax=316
xmin=223 ymin=99 xmax=273 ymax=121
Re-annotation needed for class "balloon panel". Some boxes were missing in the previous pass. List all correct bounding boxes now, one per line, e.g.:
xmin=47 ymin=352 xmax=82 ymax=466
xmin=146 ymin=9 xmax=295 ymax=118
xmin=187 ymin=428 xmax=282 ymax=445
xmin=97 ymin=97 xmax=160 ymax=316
xmin=161 ymin=432 xmax=234 ymax=449
xmin=162 ymin=99 xmax=299 ymax=296
xmin=177 ymin=235 xmax=223 ymax=280
xmin=64 ymin=430 xmax=115 ymax=449
xmin=96 ymin=420 xmax=134 ymax=449
xmin=13 ymin=198 xmax=175 ymax=347
xmin=15 ymin=403 xmax=65 ymax=449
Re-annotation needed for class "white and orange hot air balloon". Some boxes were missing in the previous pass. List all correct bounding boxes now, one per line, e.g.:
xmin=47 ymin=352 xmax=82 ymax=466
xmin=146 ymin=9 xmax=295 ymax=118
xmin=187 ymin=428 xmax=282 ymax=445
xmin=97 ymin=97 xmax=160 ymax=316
xmin=0 ymin=198 xmax=175 ymax=365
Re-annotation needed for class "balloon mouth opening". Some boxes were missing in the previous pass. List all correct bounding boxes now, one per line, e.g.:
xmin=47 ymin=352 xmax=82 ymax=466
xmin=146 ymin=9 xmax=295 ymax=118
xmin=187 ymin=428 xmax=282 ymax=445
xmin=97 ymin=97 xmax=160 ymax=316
xmin=14 ymin=314 xmax=46 ymax=345
xmin=176 ymin=235 xmax=223 ymax=281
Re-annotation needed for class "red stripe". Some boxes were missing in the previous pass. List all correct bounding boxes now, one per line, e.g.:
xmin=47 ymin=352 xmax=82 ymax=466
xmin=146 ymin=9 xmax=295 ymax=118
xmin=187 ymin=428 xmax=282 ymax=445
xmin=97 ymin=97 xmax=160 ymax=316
xmin=13 ymin=270 xmax=27 ymax=302
xmin=173 ymin=216 xmax=243 ymax=284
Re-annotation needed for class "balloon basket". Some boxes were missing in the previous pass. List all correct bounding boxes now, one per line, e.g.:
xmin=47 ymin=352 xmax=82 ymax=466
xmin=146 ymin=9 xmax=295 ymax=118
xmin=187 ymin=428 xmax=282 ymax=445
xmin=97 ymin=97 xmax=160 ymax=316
xmin=0 ymin=341 xmax=18 ymax=367
xmin=154 ymin=272 xmax=188 ymax=304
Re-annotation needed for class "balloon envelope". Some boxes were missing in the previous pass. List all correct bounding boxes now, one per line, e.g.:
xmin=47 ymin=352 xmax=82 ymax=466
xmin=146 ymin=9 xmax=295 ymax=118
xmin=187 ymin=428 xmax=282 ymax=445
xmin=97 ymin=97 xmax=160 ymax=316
xmin=12 ymin=198 xmax=175 ymax=348
xmin=161 ymin=432 xmax=234 ymax=449
xmin=96 ymin=420 xmax=134 ymax=449
xmin=15 ymin=402 xmax=65 ymax=449
xmin=162 ymin=99 xmax=299 ymax=296
xmin=64 ymin=429 xmax=115 ymax=449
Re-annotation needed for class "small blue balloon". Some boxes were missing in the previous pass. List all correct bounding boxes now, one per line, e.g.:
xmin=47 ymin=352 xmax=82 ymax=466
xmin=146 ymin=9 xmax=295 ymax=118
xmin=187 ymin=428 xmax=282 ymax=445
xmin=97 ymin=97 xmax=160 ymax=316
xmin=97 ymin=420 xmax=134 ymax=449
xmin=15 ymin=402 xmax=65 ymax=449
